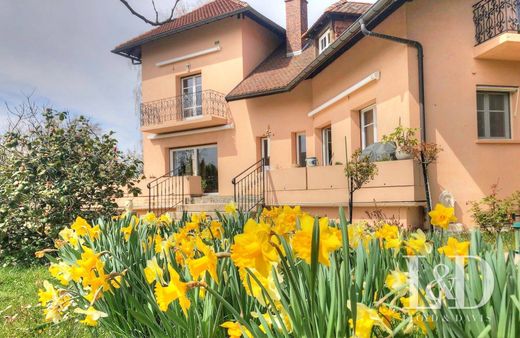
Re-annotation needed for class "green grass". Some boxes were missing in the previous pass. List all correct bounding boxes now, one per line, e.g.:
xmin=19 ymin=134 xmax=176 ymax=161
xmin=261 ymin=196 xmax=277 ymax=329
xmin=0 ymin=266 xmax=104 ymax=338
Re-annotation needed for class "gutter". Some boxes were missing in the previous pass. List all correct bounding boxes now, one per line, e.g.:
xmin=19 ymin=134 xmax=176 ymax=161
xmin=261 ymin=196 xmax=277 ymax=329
xmin=226 ymin=0 xmax=407 ymax=101
xmin=360 ymin=20 xmax=433 ymax=216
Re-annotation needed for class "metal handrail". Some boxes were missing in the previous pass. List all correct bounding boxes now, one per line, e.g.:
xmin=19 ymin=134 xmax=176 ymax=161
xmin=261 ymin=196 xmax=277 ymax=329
xmin=231 ymin=158 xmax=266 ymax=212
xmin=140 ymin=89 xmax=230 ymax=127
xmin=147 ymin=166 xmax=186 ymax=214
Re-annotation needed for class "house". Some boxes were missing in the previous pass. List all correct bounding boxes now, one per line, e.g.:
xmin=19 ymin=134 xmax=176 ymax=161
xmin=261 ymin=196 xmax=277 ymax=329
xmin=113 ymin=0 xmax=520 ymax=227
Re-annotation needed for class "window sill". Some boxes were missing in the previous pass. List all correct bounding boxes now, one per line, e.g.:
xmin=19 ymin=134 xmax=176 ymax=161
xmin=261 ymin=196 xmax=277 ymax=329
xmin=476 ymin=139 xmax=520 ymax=144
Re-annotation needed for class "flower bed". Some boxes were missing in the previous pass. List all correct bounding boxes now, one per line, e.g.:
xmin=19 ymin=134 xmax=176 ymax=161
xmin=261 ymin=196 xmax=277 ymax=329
xmin=37 ymin=205 xmax=520 ymax=337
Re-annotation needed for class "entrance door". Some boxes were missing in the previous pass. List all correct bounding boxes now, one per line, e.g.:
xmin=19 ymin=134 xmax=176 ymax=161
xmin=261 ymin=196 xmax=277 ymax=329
xmin=170 ymin=145 xmax=218 ymax=193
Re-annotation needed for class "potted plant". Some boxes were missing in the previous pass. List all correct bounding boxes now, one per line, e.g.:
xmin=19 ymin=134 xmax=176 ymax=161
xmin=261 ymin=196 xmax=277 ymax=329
xmin=382 ymin=126 xmax=419 ymax=160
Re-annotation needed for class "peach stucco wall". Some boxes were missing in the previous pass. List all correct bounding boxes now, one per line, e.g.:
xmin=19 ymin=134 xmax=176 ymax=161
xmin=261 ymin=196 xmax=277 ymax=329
xmin=138 ymin=0 xmax=519 ymax=226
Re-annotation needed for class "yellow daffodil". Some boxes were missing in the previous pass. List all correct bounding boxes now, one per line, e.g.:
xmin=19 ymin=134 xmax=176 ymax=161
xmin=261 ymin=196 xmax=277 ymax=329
xmin=400 ymin=289 xmax=426 ymax=316
xmin=255 ymin=310 xmax=293 ymax=334
xmin=292 ymin=215 xmax=342 ymax=266
xmin=158 ymin=213 xmax=172 ymax=225
xmin=188 ymin=237 xmax=219 ymax=283
xmin=71 ymin=216 xmax=91 ymax=236
xmin=409 ymin=313 xmax=436 ymax=335
xmin=239 ymin=268 xmax=280 ymax=307
xmin=429 ymin=203 xmax=457 ymax=230
xmin=201 ymin=220 xmax=224 ymax=240
xmin=230 ymin=219 xmax=279 ymax=277
xmin=42 ymin=292 xmax=71 ymax=323
xmin=74 ymin=306 xmax=108 ymax=326
xmin=385 ymin=270 xmax=409 ymax=293
xmin=143 ymin=212 xmax=157 ymax=224
xmin=154 ymin=265 xmax=191 ymax=315
xmin=405 ymin=230 xmax=432 ymax=256
xmin=438 ymin=237 xmax=470 ymax=261
xmin=378 ymin=305 xmax=401 ymax=326
xmin=375 ymin=224 xmax=402 ymax=250
xmin=144 ymin=257 xmax=164 ymax=284
xmin=225 ymin=201 xmax=237 ymax=215
xmin=221 ymin=321 xmax=252 ymax=338
xmin=49 ymin=262 xmax=73 ymax=286
xmin=271 ymin=206 xmax=304 ymax=236
xmin=349 ymin=303 xmax=390 ymax=338
xmin=348 ymin=222 xmax=371 ymax=249
xmin=58 ymin=227 xmax=80 ymax=247
xmin=121 ymin=224 xmax=133 ymax=241
xmin=38 ymin=280 xmax=57 ymax=307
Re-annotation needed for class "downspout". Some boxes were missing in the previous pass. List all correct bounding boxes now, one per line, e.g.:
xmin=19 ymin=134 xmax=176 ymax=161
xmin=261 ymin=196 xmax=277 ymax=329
xmin=360 ymin=20 xmax=433 ymax=218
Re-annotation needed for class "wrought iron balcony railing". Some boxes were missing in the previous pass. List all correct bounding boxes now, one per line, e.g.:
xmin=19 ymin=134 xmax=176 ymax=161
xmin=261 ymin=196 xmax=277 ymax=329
xmin=140 ymin=90 xmax=229 ymax=127
xmin=473 ymin=0 xmax=520 ymax=45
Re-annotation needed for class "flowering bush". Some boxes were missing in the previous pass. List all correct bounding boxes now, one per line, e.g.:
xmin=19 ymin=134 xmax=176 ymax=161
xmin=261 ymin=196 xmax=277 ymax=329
xmin=37 ymin=204 xmax=520 ymax=337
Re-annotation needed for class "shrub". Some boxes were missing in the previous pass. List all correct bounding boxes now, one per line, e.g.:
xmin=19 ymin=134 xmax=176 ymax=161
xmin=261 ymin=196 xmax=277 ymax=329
xmin=36 ymin=205 xmax=520 ymax=337
xmin=0 ymin=109 xmax=142 ymax=265
xmin=469 ymin=185 xmax=519 ymax=233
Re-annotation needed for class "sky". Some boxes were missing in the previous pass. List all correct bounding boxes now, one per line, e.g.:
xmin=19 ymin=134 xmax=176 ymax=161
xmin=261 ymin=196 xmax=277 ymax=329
xmin=0 ymin=0 xmax=373 ymax=152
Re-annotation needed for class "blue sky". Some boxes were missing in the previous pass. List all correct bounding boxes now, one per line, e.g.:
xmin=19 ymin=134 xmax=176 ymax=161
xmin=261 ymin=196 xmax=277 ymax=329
xmin=0 ymin=0 xmax=373 ymax=152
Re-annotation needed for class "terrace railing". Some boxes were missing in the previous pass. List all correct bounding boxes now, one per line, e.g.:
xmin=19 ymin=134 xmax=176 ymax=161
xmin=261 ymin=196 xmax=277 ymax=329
xmin=473 ymin=0 xmax=520 ymax=45
xmin=140 ymin=90 xmax=229 ymax=127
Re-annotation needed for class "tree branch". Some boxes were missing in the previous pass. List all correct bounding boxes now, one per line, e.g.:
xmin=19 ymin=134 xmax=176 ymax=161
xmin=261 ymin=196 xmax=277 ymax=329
xmin=118 ymin=0 xmax=182 ymax=26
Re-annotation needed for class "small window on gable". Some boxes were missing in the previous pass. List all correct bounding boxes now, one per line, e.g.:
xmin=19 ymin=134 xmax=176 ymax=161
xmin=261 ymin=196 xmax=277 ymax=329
xmin=319 ymin=29 xmax=332 ymax=54
xmin=477 ymin=91 xmax=511 ymax=139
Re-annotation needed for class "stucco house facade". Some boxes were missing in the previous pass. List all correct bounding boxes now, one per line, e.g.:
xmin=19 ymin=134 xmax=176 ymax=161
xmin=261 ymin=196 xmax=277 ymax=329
xmin=113 ymin=0 xmax=520 ymax=227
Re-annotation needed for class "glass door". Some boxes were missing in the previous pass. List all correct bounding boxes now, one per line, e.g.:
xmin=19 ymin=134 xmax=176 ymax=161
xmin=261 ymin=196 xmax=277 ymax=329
xmin=261 ymin=137 xmax=270 ymax=168
xmin=181 ymin=74 xmax=202 ymax=119
xmin=170 ymin=145 xmax=218 ymax=193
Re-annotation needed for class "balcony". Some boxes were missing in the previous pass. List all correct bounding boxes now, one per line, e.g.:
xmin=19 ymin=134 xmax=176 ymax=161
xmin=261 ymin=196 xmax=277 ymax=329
xmin=473 ymin=0 xmax=520 ymax=60
xmin=265 ymin=159 xmax=425 ymax=208
xmin=140 ymin=90 xmax=230 ymax=134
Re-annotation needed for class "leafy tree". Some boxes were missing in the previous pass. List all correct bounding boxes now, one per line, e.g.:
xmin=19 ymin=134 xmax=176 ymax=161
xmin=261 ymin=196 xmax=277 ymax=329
xmin=345 ymin=149 xmax=378 ymax=224
xmin=0 ymin=109 xmax=142 ymax=265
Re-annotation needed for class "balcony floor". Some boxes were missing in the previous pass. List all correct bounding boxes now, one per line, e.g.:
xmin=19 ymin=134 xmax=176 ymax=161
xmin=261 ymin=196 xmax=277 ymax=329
xmin=141 ymin=115 xmax=228 ymax=134
xmin=474 ymin=32 xmax=520 ymax=61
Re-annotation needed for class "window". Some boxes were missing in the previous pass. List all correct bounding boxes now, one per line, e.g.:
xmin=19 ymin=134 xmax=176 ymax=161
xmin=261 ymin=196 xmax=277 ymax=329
xmin=181 ymin=74 xmax=202 ymax=119
xmin=477 ymin=91 xmax=511 ymax=139
xmin=319 ymin=29 xmax=332 ymax=54
xmin=170 ymin=144 xmax=218 ymax=193
xmin=361 ymin=106 xmax=377 ymax=149
xmin=322 ymin=127 xmax=332 ymax=165
xmin=296 ymin=133 xmax=307 ymax=167
xmin=261 ymin=137 xmax=270 ymax=167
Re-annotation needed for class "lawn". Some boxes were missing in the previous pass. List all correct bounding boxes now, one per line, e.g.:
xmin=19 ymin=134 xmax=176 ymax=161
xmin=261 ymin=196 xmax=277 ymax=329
xmin=0 ymin=266 xmax=105 ymax=338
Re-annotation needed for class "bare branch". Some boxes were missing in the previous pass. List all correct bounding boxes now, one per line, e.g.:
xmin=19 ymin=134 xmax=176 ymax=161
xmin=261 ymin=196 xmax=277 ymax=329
xmin=118 ymin=0 xmax=182 ymax=26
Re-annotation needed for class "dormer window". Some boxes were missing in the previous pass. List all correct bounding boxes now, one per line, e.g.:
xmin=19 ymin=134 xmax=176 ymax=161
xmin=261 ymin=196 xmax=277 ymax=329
xmin=319 ymin=29 xmax=332 ymax=54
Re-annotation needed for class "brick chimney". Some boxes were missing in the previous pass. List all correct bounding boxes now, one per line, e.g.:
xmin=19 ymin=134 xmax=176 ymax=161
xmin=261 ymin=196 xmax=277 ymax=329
xmin=285 ymin=0 xmax=308 ymax=56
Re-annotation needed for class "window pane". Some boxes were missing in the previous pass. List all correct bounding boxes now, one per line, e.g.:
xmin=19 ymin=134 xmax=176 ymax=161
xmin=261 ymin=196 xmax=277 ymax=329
xmin=477 ymin=110 xmax=486 ymax=138
xmin=490 ymin=110 xmax=506 ymax=137
xmin=489 ymin=94 xmax=505 ymax=111
xmin=363 ymin=110 xmax=374 ymax=125
xmin=197 ymin=147 xmax=218 ymax=193
xmin=477 ymin=93 xmax=484 ymax=110
xmin=364 ymin=125 xmax=375 ymax=147
xmin=172 ymin=150 xmax=194 ymax=175
xmin=298 ymin=134 xmax=306 ymax=166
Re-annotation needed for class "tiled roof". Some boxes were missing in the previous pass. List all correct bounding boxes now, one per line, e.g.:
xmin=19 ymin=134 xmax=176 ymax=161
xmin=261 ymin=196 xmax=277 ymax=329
xmin=226 ymin=45 xmax=316 ymax=100
xmin=113 ymin=0 xmax=283 ymax=60
xmin=326 ymin=1 xmax=373 ymax=15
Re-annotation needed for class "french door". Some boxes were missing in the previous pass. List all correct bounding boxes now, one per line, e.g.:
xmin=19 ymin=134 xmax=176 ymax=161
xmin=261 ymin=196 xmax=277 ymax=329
xmin=181 ymin=74 xmax=202 ymax=119
xmin=170 ymin=145 xmax=218 ymax=193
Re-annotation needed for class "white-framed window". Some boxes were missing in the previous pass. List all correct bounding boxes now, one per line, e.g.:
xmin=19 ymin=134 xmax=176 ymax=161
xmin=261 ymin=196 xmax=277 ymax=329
xmin=170 ymin=144 xmax=218 ymax=193
xmin=361 ymin=105 xmax=377 ymax=149
xmin=318 ymin=29 xmax=332 ymax=54
xmin=322 ymin=127 xmax=332 ymax=165
xmin=477 ymin=91 xmax=511 ymax=139
xmin=181 ymin=74 xmax=202 ymax=119
xmin=296 ymin=132 xmax=307 ymax=167
xmin=261 ymin=137 xmax=270 ymax=167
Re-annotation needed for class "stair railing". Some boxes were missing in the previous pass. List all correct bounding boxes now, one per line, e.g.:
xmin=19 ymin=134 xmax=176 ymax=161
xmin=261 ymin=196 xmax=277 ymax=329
xmin=231 ymin=158 xmax=266 ymax=212
xmin=147 ymin=166 xmax=185 ymax=215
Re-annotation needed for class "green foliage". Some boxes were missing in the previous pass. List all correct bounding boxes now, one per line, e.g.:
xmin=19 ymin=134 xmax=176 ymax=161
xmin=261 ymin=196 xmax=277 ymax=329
xmin=0 ymin=110 xmax=142 ymax=265
xmin=344 ymin=149 xmax=378 ymax=192
xmin=382 ymin=126 xmax=419 ymax=150
xmin=469 ymin=185 xmax=520 ymax=233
